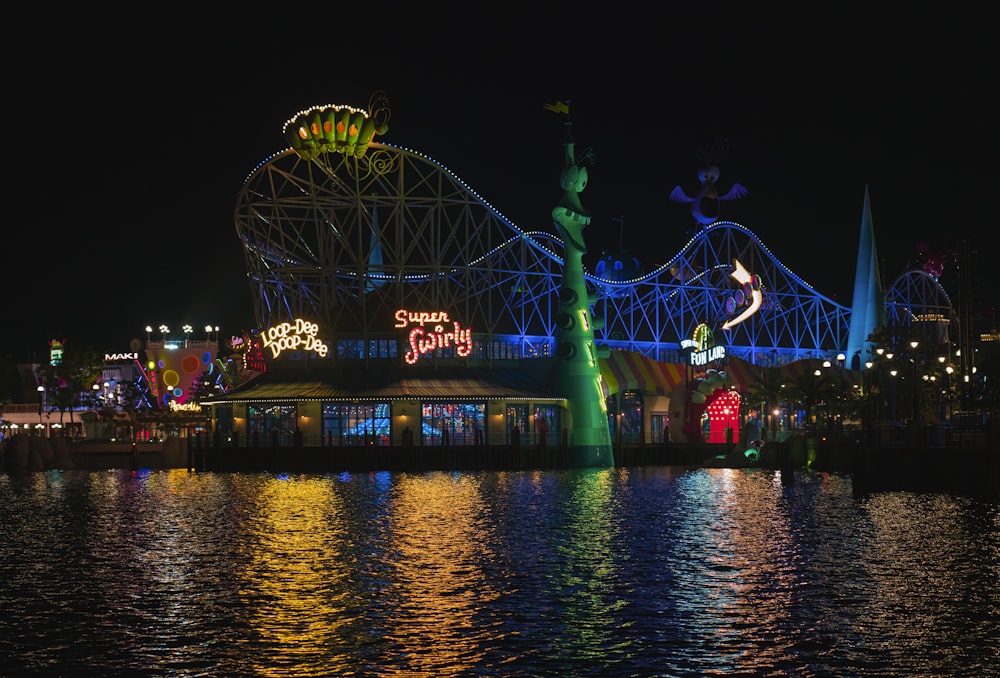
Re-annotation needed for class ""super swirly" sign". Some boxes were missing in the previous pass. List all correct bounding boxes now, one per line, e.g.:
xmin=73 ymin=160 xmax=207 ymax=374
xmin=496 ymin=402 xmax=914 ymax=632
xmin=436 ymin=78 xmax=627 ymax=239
xmin=394 ymin=309 xmax=473 ymax=364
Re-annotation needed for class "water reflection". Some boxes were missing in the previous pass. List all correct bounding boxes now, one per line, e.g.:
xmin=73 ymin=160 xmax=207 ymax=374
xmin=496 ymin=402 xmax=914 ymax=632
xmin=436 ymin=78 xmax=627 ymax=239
xmin=0 ymin=467 xmax=997 ymax=676
xmin=381 ymin=472 xmax=498 ymax=673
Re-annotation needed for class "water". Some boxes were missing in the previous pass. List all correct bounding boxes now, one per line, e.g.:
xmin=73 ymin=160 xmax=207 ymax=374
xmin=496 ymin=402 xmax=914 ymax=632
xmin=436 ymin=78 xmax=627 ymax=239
xmin=1 ymin=467 xmax=997 ymax=677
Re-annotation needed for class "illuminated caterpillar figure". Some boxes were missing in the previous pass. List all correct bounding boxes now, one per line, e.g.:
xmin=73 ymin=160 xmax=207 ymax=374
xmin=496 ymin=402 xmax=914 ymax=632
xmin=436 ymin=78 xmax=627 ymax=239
xmin=283 ymin=91 xmax=391 ymax=161
xmin=550 ymin=107 xmax=614 ymax=468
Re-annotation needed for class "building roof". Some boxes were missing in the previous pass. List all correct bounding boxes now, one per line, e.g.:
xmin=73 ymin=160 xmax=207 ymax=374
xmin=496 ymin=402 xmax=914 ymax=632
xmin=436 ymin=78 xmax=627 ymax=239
xmin=203 ymin=360 xmax=566 ymax=404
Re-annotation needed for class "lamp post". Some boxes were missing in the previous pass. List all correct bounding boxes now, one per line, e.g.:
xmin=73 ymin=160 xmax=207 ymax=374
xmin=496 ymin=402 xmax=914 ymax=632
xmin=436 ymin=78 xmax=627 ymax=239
xmin=145 ymin=325 xmax=152 ymax=342
xmin=37 ymin=384 xmax=45 ymax=434
xmin=874 ymin=348 xmax=885 ymax=423
xmin=944 ymin=363 xmax=954 ymax=421
xmin=865 ymin=360 xmax=874 ymax=445
xmin=90 ymin=383 xmax=100 ymax=441
xmin=836 ymin=352 xmax=846 ymax=432
xmin=910 ymin=340 xmax=920 ymax=422
xmin=812 ymin=369 xmax=822 ymax=429
xmin=822 ymin=359 xmax=832 ymax=430
xmin=890 ymin=368 xmax=898 ymax=424
xmin=159 ymin=325 xmax=169 ymax=343
xmin=183 ymin=324 xmax=193 ymax=347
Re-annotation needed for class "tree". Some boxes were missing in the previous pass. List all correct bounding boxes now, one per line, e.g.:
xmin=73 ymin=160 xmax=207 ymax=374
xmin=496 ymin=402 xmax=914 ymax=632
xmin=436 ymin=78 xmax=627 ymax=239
xmin=743 ymin=366 xmax=786 ymax=439
xmin=109 ymin=378 xmax=153 ymax=441
xmin=188 ymin=368 xmax=226 ymax=404
xmin=35 ymin=344 xmax=104 ymax=433
xmin=785 ymin=371 xmax=837 ymax=429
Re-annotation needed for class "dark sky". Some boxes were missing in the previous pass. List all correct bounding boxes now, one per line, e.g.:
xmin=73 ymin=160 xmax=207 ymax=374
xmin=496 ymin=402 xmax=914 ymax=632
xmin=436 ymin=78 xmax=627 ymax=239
xmin=6 ymin=8 xmax=996 ymax=362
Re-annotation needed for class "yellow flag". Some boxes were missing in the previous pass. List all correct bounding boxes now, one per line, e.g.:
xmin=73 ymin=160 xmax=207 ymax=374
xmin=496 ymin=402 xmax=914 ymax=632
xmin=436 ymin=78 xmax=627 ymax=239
xmin=543 ymin=101 xmax=570 ymax=114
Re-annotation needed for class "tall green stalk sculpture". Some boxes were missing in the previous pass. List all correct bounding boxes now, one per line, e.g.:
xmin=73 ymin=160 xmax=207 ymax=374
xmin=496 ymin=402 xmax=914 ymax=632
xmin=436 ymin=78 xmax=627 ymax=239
xmin=549 ymin=105 xmax=614 ymax=468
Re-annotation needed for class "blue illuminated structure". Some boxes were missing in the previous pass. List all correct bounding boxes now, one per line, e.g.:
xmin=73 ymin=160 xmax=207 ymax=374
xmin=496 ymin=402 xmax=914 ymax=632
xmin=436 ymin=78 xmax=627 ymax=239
xmin=232 ymin=103 xmax=958 ymax=463
xmin=236 ymin=132 xmax=955 ymax=367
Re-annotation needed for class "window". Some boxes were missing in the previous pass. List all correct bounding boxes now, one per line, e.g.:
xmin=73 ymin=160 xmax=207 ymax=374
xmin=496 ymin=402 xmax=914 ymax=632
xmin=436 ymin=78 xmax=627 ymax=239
xmin=322 ymin=402 xmax=390 ymax=446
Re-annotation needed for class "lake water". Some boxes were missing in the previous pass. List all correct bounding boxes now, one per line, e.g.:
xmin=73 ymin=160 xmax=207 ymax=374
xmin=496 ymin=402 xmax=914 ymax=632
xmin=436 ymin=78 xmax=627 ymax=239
xmin=1 ymin=466 xmax=998 ymax=676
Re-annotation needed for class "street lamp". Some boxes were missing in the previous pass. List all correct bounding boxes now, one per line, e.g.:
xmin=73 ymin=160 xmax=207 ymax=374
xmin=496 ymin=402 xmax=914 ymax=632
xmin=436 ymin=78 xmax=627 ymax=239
xmin=159 ymin=325 xmax=169 ymax=342
xmin=864 ymin=360 xmax=875 ymax=443
xmin=145 ymin=325 xmax=152 ymax=342
xmin=910 ymin=340 xmax=920 ymax=421
xmin=822 ymin=359 xmax=834 ymax=429
xmin=890 ymin=369 xmax=898 ymax=423
xmin=37 ymin=384 xmax=45 ymax=432
xmin=92 ymin=383 xmax=101 ymax=441
xmin=183 ymin=324 xmax=193 ymax=347
xmin=835 ymin=352 xmax=846 ymax=431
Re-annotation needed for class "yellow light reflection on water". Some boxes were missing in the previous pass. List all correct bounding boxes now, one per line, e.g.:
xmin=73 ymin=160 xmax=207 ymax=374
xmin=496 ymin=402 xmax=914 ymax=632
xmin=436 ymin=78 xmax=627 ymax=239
xmin=235 ymin=474 xmax=355 ymax=676
xmin=380 ymin=471 xmax=499 ymax=674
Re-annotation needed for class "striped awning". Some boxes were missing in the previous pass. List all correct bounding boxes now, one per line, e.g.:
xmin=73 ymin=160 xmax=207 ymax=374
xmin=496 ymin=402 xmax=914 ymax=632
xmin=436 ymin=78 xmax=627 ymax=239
xmin=598 ymin=351 xmax=767 ymax=398
xmin=721 ymin=355 xmax=759 ymax=389
xmin=599 ymin=351 xmax=687 ymax=398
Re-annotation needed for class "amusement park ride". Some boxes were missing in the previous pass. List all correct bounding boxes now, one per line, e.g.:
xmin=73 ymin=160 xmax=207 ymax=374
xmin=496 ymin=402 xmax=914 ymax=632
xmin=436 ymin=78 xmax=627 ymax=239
xmin=228 ymin=92 xmax=962 ymax=465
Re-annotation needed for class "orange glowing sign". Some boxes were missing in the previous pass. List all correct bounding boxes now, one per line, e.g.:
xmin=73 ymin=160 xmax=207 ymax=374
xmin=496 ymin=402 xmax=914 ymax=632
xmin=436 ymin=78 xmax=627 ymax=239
xmin=394 ymin=309 xmax=473 ymax=364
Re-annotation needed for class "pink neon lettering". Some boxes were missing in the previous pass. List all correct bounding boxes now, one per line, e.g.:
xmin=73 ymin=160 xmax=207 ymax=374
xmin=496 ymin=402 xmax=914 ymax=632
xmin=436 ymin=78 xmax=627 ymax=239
xmin=404 ymin=322 xmax=473 ymax=364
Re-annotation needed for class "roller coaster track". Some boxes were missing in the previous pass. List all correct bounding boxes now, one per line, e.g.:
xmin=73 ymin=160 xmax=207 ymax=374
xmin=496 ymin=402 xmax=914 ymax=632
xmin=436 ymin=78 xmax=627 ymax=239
xmin=235 ymin=144 xmax=953 ymax=364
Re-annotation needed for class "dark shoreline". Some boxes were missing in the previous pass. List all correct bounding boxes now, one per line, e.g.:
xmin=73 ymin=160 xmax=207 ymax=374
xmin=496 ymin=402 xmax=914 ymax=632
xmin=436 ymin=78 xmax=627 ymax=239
xmin=4 ymin=436 xmax=998 ymax=499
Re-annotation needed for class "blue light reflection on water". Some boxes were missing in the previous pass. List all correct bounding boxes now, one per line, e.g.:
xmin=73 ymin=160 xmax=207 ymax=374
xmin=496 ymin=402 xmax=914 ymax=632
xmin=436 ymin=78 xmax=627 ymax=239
xmin=0 ymin=467 xmax=997 ymax=676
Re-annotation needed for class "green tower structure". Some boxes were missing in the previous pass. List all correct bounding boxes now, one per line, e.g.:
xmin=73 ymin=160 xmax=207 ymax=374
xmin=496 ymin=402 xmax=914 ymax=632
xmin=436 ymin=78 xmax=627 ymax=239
xmin=549 ymin=106 xmax=614 ymax=468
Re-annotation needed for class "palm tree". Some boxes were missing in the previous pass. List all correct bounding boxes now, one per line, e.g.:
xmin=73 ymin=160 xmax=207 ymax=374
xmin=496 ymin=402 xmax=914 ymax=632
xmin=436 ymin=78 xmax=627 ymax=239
xmin=785 ymin=371 xmax=837 ymax=429
xmin=743 ymin=366 xmax=786 ymax=441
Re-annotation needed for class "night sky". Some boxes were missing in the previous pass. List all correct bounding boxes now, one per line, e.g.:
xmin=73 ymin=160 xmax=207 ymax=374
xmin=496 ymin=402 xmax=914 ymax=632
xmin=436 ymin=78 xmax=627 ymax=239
xmin=6 ymin=9 xmax=995 ymax=362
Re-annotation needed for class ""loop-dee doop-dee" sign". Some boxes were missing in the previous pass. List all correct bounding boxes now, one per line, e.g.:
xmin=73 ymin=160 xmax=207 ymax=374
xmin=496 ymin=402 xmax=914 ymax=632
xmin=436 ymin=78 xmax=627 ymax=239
xmin=262 ymin=319 xmax=329 ymax=358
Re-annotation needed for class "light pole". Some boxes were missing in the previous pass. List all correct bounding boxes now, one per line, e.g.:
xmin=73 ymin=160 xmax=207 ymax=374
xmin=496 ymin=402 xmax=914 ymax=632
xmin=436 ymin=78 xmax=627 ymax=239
xmin=822 ymin=359 xmax=832 ymax=430
xmin=865 ymin=360 xmax=874 ymax=445
xmin=944 ymin=363 xmax=954 ymax=421
xmin=37 ymin=384 xmax=45 ymax=435
xmin=183 ymin=324 xmax=193 ymax=347
xmin=910 ymin=340 xmax=920 ymax=421
xmin=874 ymin=348 xmax=885 ymax=422
xmin=159 ymin=325 xmax=169 ymax=343
xmin=890 ymin=368 xmax=898 ymax=424
xmin=836 ymin=352 xmax=846 ymax=432
xmin=92 ymin=383 xmax=101 ymax=440
xmin=145 ymin=325 xmax=152 ymax=342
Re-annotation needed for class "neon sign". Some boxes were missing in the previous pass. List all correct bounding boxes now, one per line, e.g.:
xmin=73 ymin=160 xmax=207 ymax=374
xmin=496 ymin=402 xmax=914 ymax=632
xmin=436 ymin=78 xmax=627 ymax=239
xmin=168 ymin=401 xmax=203 ymax=412
xmin=49 ymin=339 xmax=66 ymax=366
xmin=721 ymin=258 xmax=762 ymax=330
xmin=394 ymin=309 xmax=473 ymax=364
xmin=261 ymin=319 xmax=329 ymax=359
xmin=104 ymin=352 xmax=139 ymax=361
xmin=689 ymin=345 xmax=727 ymax=366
